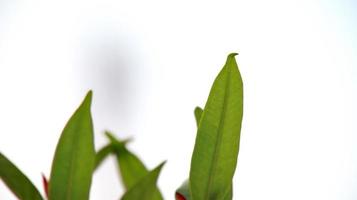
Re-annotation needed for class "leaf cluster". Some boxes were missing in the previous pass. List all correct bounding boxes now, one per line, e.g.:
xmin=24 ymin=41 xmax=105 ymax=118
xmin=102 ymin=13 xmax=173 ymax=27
xmin=0 ymin=54 xmax=243 ymax=200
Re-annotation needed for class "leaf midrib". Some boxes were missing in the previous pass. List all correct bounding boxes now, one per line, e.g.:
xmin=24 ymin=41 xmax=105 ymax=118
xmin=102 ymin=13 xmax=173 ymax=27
xmin=204 ymin=65 xmax=232 ymax=200
xmin=65 ymin=123 xmax=82 ymax=200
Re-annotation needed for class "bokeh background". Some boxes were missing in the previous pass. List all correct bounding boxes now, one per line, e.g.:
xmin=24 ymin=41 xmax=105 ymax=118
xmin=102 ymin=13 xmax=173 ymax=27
xmin=0 ymin=0 xmax=356 ymax=199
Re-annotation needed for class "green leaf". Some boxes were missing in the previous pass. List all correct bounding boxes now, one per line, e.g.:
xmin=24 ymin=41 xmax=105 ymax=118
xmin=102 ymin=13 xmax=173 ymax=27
xmin=94 ymin=144 xmax=113 ymax=170
xmin=105 ymin=132 xmax=147 ymax=189
xmin=189 ymin=53 xmax=243 ymax=200
xmin=223 ymin=184 xmax=233 ymax=200
xmin=49 ymin=91 xmax=95 ymax=200
xmin=175 ymin=105 xmax=234 ymax=200
xmin=194 ymin=107 xmax=203 ymax=126
xmin=105 ymin=132 xmax=163 ymax=200
xmin=121 ymin=162 xmax=165 ymax=200
xmin=94 ymin=137 xmax=131 ymax=171
xmin=0 ymin=152 xmax=43 ymax=200
xmin=173 ymin=106 xmax=203 ymax=200
xmin=188 ymin=106 xmax=234 ymax=200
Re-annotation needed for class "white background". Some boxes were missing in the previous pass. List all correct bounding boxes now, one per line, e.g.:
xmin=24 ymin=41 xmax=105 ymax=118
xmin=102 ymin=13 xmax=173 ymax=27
xmin=0 ymin=0 xmax=356 ymax=199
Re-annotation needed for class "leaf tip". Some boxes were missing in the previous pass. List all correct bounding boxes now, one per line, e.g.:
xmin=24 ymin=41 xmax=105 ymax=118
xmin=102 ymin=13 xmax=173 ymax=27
xmin=228 ymin=52 xmax=238 ymax=58
xmin=104 ymin=130 xmax=133 ymax=145
xmin=104 ymin=131 xmax=120 ymax=144
xmin=160 ymin=160 xmax=167 ymax=167
xmin=225 ymin=53 xmax=239 ymax=69
xmin=104 ymin=130 xmax=114 ymax=139
xmin=79 ymin=90 xmax=93 ymax=111
xmin=155 ymin=160 xmax=167 ymax=174
xmin=85 ymin=90 xmax=93 ymax=103
xmin=194 ymin=106 xmax=202 ymax=112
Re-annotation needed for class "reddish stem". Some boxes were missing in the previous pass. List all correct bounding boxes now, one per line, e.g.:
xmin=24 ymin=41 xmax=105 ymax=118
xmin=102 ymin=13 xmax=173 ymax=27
xmin=175 ymin=192 xmax=186 ymax=200
xmin=41 ymin=173 xmax=49 ymax=198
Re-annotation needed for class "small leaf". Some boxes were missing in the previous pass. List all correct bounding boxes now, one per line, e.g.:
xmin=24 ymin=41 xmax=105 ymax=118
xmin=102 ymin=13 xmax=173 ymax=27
xmin=105 ymin=132 xmax=163 ymax=200
xmin=186 ymin=106 xmax=234 ymax=199
xmin=194 ymin=107 xmax=203 ymax=126
xmin=189 ymin=53 xmax=243 ymax=200
xmin=0 ymin=153 xmax=44 ymax=200
xmin=94 ymin=144 xmax=113 ymax=170
xmin=94 ymin=137 xmax=131 ymax=171
xmin=121 ymin=162 xmax=166 ymax=200
xmin=49 ymin=91 xmax=95 ymax=200
xmin=175 ymin=105 xmax=234 ymax=200
xmin=105 ymin=132 xmax=147 ymax=189
xmin=174 ymin=107 xmax=204 ymax=200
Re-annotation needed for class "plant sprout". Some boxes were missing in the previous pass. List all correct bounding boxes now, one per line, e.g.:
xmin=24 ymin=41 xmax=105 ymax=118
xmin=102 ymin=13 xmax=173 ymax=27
xmin=0 ymin=53 xmax=243 ymax=200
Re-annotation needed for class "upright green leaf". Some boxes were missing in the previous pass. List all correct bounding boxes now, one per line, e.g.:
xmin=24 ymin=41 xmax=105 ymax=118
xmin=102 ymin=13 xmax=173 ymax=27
xmin=0 ymin=153 xmax=43 ymax=200
xmin=121 ymin=162 xmax=165 ymax=200
xmin=49 ymin=91 xmax=95 ymax=200
xmin=105 ymin=132 xmax=163 ymax=200
xmin=175 ymin=106 xmax=232 ymax=200
xmin=223 ymin=184 xmax=233 ymax=200
xmin=189 ymin=53 xmax=243 ymax=200
xmin=174 ymin=106 xmax=202 ymax=200
xmin=195 ymin=107 xmax=234 ymax=200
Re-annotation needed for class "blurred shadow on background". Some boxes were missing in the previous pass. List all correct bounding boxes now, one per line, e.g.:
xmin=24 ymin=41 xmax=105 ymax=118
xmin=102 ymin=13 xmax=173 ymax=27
xmin=77 ymin=33 xmax=146 ymax=131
